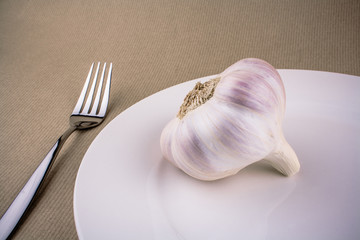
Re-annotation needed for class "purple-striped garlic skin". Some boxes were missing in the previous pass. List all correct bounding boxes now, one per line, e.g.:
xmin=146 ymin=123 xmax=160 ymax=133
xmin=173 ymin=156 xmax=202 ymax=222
xmin=160 ymin=58 xmax=300 ymax=181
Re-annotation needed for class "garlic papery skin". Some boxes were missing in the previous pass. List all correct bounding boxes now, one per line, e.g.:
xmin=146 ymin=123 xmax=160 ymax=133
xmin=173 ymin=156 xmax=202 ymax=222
xmin=160 ymin=58 xmax=300 ymax=181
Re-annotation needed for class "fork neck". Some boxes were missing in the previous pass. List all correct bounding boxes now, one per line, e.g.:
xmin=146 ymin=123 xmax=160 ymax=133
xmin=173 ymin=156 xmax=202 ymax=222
xmin=61 ymin=126 xmax=77 ymax=144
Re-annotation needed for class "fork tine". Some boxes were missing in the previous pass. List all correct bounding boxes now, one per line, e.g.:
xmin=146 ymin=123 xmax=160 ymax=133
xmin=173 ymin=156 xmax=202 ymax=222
xmin=82 ymin=62 xmax=100 ymax=113
xmin=72 ymin=63 xmax=94 ymax=115
xmin=90 ymin=63 xmax=106 ymax=115
xmin=98 ymin=62 xmax=112 ymax=116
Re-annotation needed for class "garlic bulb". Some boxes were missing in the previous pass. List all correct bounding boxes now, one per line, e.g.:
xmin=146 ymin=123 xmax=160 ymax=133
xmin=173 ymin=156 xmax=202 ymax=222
xmin=160 ymin=58 xmax=300 ymax=181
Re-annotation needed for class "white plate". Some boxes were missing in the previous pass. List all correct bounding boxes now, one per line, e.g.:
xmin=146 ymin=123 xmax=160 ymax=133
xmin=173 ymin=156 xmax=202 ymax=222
xmin=74 ymin=70 xmax=360 ymax=240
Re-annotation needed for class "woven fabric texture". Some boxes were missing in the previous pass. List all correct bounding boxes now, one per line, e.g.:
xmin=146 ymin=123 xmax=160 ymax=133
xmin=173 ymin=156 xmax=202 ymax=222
xmin=0 ymin=0 xmax=359 ymax=239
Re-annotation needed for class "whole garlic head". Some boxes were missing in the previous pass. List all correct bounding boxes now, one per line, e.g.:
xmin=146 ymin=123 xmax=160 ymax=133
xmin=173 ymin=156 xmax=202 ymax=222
xmin=160 ymin=58 xmax=300 ymax=181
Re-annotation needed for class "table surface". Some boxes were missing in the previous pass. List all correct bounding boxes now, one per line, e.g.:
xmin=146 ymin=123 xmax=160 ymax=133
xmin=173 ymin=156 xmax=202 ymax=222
xmin=0 ymin=0 xmax=359 ymax=239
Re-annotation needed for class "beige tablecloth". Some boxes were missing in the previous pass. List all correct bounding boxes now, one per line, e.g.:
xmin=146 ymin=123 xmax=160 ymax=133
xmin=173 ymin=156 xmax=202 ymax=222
xmin=1 ymin=0 xmax=359 ymax=239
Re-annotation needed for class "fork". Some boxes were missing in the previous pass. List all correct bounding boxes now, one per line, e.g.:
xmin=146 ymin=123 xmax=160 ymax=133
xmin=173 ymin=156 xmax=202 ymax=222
xmin=0 ymin=62 xmax=112 ymax=240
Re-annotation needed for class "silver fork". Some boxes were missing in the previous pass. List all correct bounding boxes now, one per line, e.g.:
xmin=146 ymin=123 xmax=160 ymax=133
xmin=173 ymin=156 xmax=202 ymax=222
xmin=0 ymin=62 xmax=112 ymax=240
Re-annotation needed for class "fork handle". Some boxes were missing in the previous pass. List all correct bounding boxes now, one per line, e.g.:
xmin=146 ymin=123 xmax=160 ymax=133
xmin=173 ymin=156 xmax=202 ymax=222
xmin=0 ymin=127 xmax=76 ymax=240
